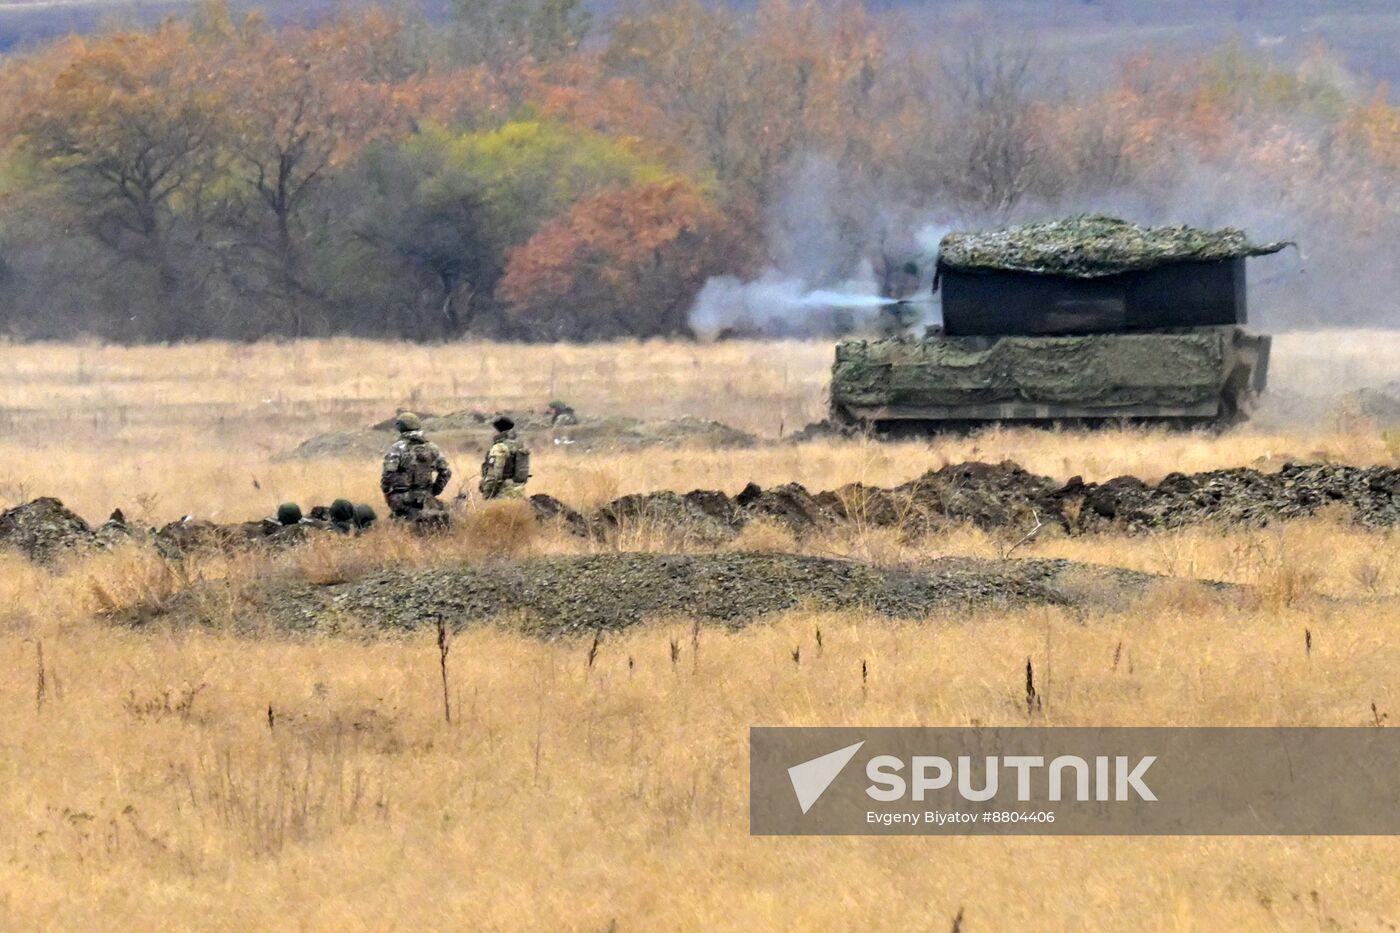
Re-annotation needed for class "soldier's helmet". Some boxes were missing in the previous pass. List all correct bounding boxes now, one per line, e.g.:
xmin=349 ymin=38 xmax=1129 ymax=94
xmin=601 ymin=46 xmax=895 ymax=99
xmin=547 ymin=399 xmax=571 ymax=412
xmin=353 ymin=503 xmax=378 ymax=529
xmin=329 ymin=499 xmax=355 ymax=523
xmin=276 ymin=502 xmax=303 ymax=526
xmin=394 ymin=411 xmax=423 ymax=433
xmin=491 ymin=415 xmax=515 ymax=432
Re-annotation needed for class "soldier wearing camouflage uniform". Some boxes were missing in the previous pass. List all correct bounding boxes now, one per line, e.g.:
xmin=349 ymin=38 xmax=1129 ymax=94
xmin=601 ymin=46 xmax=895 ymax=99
xmin=547 ymin=400 xmax=578 ymax=426
xmin=381 ymin=412 xmax=452 ymax=519
xmin=479 ymin=415 xmax=527 ymax=500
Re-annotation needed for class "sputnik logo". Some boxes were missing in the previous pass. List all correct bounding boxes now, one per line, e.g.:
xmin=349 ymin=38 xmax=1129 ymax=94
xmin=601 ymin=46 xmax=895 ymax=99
xmin=787 ymin=741 xmax=865 ymax=814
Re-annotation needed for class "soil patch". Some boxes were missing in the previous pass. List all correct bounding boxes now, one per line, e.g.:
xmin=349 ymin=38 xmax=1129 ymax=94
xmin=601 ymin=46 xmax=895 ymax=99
xmin=128 ymin=552 xmax=1205 ymax=636
xmin=550 ymin=459 xmax=1400 ymax=542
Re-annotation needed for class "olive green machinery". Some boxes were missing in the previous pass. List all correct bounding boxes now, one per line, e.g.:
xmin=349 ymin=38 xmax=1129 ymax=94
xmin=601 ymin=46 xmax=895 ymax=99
xmin=830 ymin=216 xmax=1287 ymax=431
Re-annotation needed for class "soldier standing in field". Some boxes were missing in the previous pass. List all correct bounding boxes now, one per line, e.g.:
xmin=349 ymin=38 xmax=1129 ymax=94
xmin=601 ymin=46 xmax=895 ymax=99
xmin=380 ymin=412 xmax=452 ymax=520
xmin=479 ymin=415 xmax=529 ymax=500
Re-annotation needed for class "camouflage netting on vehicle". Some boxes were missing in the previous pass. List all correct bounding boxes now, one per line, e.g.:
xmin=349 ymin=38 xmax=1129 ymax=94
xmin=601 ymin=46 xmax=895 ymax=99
xmin=937 ymin=215 xmax=1290 ymax=278
xmin=832 ymin=332 xmax=1228 ymax=410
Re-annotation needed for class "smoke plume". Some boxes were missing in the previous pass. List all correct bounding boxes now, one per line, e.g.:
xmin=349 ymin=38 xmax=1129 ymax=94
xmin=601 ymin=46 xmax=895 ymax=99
xmin=688 ymin=157 xmax=958 ymax=337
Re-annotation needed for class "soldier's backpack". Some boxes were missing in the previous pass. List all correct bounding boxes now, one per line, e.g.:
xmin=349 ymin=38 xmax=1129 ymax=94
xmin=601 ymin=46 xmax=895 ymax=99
xmin=510 ymin=445 xmax=531 ymax=484
xmin=408 ymin=444 xmax=438 ymax=486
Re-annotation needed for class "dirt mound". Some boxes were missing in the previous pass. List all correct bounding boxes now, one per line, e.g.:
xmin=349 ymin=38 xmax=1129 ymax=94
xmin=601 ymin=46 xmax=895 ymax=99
xmin=278 ymin=410 xmax=755 ymax=461
xmin=0 ymin=497 xmax=96 ymax=563
xmin=277 ymin=431 xmax=391 ymax=461
xmin=1067 ymin=462 xmax=1400 ymax=530
xmin=136 ymin=552 xmax=1188 ymax=636
xmin=0 ymin=495 xmax=373 ymax=564
xmin=12 ymin=457 xmax=1400 ymax=566
xmin=151 ymin=510 xmax=372 ymax=558
xmin=897 ymin=461 xmax=1061 ymax=529
xmin=576 ymin=463 xmax=1054 ymax=542
xmin=0 ymin=499 xmax=157 ymax=563
xmin=549 ymin=459 xmax=1400 ymax=543
xmin=591 ymin=490 xmax=748 ymax=544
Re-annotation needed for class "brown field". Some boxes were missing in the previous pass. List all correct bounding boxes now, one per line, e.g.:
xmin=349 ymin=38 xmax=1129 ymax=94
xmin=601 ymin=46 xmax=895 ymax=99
xmin=2 ymin=334 xmax=1400 ymax=930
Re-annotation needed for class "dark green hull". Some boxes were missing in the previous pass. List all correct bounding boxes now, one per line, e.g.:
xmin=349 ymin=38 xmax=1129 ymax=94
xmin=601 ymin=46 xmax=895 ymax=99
xmin=830 ymin=327 xmax=1270 ymax=427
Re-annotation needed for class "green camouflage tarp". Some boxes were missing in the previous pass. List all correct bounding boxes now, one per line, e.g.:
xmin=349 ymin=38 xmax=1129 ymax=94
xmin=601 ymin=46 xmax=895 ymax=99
xmin=832 ymin=331 xmax=1229 ymax=411
xmin=937 ymin=215 xmax=1290 ymax=278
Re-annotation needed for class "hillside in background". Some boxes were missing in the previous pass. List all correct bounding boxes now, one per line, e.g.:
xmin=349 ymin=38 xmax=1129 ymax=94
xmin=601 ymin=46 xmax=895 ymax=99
xmin=6 ymin=0 xmax=1400 ymax=85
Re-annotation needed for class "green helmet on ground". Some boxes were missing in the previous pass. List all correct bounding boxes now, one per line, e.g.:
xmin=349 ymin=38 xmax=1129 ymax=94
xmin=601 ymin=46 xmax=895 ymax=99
xmin=395 ymin=411 xmax=422 ymax=433
xmin=353 ymin=503 xmax=377 ymax=528
xmin=276 ymin=502 xmax=303 ymax=526
xmin=330 ymin=498 xmax=355 ymax=523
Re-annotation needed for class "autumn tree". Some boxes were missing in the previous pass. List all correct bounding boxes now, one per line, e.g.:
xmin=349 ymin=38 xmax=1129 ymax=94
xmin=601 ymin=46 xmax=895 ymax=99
xmin=334 ymin=121 xmax=672 ymax=337
xmin=194 ymin=9 xmax=419 ymax=331
xmin=498 ymin=177 xmax=748 ymax=339
xmin=4 ymin=23 xmax=229 ymax=337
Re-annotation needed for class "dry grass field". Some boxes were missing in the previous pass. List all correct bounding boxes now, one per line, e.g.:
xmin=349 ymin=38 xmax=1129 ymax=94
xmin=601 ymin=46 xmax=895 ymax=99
xmin=2 ymin=333 xmax=1400 ymax=930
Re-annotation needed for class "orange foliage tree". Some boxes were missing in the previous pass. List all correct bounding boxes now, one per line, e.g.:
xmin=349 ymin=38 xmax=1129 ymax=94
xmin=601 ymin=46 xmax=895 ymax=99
xmin=5 ymin=23 xmax=226 ymax=252
xmin=205 ymin=9 xmax=426 ymax=319
xmin=498 ymin=177 xmax=750 ymax=338
xmin=1 ymin=22 xmax=233 ymax=337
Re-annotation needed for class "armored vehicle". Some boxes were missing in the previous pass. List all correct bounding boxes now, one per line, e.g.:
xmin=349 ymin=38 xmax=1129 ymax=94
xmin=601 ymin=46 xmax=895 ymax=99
xmin=830 ymin=216 xmax=1287 ymax=431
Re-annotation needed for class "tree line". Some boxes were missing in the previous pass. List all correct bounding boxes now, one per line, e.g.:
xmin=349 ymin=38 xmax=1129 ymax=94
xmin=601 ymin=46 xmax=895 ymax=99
xmin=0 ymin=0 xmax=1397 ymax=342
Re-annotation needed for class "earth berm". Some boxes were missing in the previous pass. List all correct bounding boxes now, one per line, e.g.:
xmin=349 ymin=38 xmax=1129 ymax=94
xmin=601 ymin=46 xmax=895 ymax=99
xmin=7 ymin=459 xmax=1400 ymax=564
xmin=126 ymin=552 xmax=1230 ymax=637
